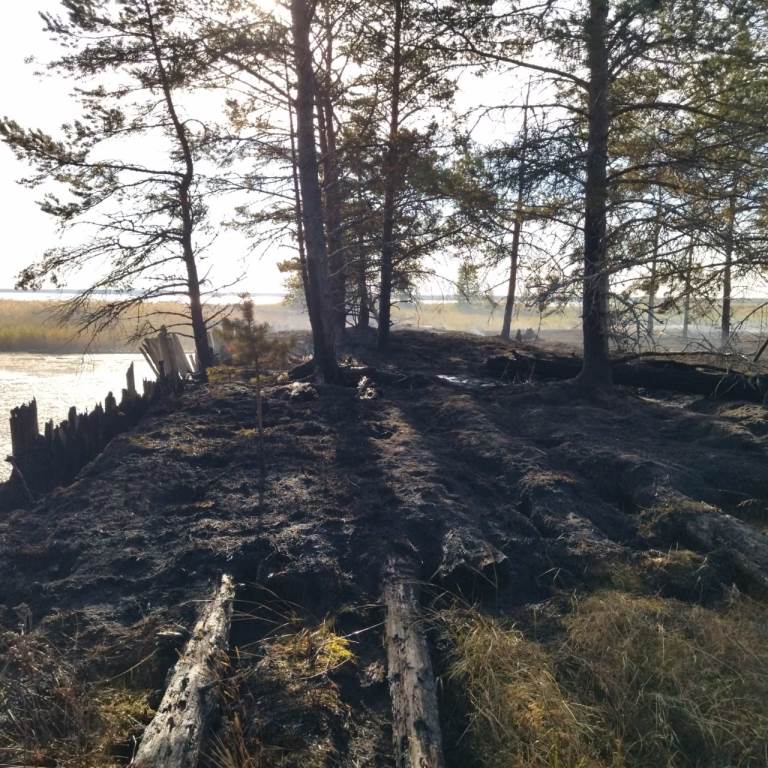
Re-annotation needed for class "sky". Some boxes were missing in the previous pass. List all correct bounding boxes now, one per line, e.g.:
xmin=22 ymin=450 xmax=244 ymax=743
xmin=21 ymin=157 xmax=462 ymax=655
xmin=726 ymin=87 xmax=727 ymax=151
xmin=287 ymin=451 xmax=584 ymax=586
xmin=3 ymin=4 xmax=761 ymax=307
xmin=0 ymin=2 xmax=66 ymax=290
xmin=0 ymin=3 xmax=533 ymax=304
xmin=0 ymin=2 xmax=292 ymax=296
xmin=0 ymin=4 xmax=571 ymax=305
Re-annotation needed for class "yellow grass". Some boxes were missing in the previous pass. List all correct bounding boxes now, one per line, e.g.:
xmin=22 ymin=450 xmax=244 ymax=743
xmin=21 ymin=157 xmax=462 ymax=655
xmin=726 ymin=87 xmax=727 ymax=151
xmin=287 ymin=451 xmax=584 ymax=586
xmin=0 ymin=298 xmax=311 ymax=353
xmin=440 ymin=591 xmax=768 ymax=768
xmin=0 ymin=296 xmax=765 ymax=353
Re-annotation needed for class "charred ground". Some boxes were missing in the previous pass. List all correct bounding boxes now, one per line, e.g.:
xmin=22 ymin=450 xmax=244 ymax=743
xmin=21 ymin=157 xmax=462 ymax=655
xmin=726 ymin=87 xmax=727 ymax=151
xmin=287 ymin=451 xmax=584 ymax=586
xmin=2 ymin=330 xmax=768 ymax=767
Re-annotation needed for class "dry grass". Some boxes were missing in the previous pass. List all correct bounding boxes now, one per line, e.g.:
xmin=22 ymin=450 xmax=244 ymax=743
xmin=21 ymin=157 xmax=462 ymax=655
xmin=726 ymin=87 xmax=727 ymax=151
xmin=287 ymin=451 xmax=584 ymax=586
xmin=0 ymin=630 xmax=154 ymax=767
xmin=440 ymin=609 xmax=602 ymax=768
xmin=211 ymin=617 xmax=356 ymax=768
xmin=439 ymin=590 xmax=768 ymax=768
xmin=565 ymin=591 xmax=768 ymax=767
xmin=0 ymin=299 xmax=200 ymax=353
xmin=1 ymin=295 xmax=765 ymax=353
xmin=0 ymin=298 xmax=312 ymax=354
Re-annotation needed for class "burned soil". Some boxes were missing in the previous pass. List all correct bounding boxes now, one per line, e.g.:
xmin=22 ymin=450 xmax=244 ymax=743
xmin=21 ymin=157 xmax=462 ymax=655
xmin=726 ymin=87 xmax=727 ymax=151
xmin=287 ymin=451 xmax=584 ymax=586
xmin=2 ymin=330 xmax=768 ymax=767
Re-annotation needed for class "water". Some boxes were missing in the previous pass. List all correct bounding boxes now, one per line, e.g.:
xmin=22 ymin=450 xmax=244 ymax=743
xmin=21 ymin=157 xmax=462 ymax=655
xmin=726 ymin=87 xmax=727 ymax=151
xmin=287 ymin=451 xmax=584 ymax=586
xmin=0 ymin=353 xmax=154 ymax=481
xmin=0 ymin=289 xmax=287 ymax=305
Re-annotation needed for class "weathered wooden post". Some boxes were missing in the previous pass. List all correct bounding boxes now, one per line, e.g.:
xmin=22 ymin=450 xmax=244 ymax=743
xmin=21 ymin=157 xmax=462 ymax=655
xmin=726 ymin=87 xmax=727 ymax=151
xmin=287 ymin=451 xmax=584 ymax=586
xmin=9 ymin=400 xmax=39 ymax=461
xmin=127 ymin=362 xmax=137 ymax=399
xmin=158 ymin=326 xmax=174 ymax=378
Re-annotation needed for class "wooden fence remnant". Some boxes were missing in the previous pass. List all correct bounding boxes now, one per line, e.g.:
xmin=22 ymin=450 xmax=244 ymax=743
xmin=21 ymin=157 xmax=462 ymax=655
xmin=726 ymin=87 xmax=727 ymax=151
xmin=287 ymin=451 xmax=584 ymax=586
xmin=2 ymin=362 xmax=164 ymax=503
xmin=130 ymin=574 xmax=235 ymax=768
xmin=141 ymin=326 xmax=194 ymax=379
xmin=9 ymin=399 xmax=39 ymax=461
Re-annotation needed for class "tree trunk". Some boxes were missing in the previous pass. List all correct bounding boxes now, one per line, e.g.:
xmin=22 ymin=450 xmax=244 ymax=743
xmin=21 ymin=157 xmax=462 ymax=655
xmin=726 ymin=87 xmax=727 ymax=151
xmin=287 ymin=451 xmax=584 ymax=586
xmin=682 ymin=240 xmax=693 ymax=340
xmin=721 ymin=188 xmax=737 ymax=349
xmin=501 ymin=93 xmax=529 ymax=341
xmin=286 ymin=57 xmax=312 ymax=314
xmin=316 ymin=95 xmax=346 ymax=340
xmin=358 ymin=248 xmax=370 ymax=331
xmin=378 ymin=0 xmax=404 ymax=351
xmin=318 ymin=10 xmax=347 ymax=341
xmin=501 ymin=220 xmax=522 ymax=342
xmin=290 ymin=0 xmax=338 ymax=381
xmin=648 ymin=202 xmax=662 ymax=338
xmin=578 ymin=0 xmax=612 ymax=388
xmin=144 ymin=0 xmax=212 ymax=376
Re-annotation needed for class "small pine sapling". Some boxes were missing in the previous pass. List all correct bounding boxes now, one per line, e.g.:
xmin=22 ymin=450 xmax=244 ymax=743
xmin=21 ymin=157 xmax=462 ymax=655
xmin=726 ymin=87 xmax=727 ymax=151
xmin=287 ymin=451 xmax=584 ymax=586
xmin=219 ymin=295 xmax=293 ymax=501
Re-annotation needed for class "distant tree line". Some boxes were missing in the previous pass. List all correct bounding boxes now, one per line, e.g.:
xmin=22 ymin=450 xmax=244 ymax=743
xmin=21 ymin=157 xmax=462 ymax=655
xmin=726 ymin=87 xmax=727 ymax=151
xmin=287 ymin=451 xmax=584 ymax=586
xmin=2 ymin=0 xmax=768 ymax=387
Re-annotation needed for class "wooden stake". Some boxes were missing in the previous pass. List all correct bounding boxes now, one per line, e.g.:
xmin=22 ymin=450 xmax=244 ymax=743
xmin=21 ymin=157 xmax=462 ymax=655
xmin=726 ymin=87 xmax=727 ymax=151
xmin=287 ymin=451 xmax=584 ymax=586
xmin=383 ymin=556 xmax=445 ymax=768
xmin=131 ymin=574 xmax=235 ymax=768
xmin=127 ymin=362 xmax=138 ymax=399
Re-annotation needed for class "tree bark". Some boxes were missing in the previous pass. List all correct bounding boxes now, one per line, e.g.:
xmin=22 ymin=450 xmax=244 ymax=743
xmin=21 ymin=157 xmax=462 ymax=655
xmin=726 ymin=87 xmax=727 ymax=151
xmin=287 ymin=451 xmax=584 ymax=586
xmin=285 ymin=56 xmax=312 ymax=314
xmin=318 ymin=10 xmax=347 ymax=341
xmin=578 ymin=0 xmax=613 ymax=388
xmin=378 ymin=0 xmax=404 ymax=351
xmin=383 ymin=556 xmax=446 ymax=768
xmin=290 ymin=0 xmax=338 ymax=381
xmin=721 ymin=187 xmax=737 ymax=349
xmin=131 ymin=575 xmax=235 ymax=768
xmin=682 ymin=240 xmax=693 ymax=340
xmin=144 ymin=0 xmax=212 ymax=376
xmin=357 ymin=247 xmax=370 ymax=330
xmin=501 ymin=92 xmax=529 ymax=341
xmin=648 ymin=200 xmax=662 ymax=338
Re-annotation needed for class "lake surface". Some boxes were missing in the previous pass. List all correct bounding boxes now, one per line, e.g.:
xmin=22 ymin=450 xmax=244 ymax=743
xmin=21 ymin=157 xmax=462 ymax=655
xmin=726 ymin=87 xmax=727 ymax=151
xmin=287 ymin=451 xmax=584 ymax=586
xmin=0 ymin=353 xmax=154 ymax=481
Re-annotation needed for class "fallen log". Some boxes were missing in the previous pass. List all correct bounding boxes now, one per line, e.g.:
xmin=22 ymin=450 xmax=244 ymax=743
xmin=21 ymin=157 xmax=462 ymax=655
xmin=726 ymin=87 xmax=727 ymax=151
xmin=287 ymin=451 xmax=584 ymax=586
xmin=651 ymin=501 xmax=768 ymax=594
xmin=383 ymin=556 xmax=445 ymax=768
xmin=486 ymin=352 xmax=768 ymax=403
xmin=131 ymin=574 xmax=235 ymax=768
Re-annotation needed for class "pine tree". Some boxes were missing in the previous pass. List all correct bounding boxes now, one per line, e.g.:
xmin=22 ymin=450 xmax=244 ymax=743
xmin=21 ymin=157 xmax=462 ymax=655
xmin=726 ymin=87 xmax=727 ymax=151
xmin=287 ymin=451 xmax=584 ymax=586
xmin=1 ymin=0 xmax=218 ymax=373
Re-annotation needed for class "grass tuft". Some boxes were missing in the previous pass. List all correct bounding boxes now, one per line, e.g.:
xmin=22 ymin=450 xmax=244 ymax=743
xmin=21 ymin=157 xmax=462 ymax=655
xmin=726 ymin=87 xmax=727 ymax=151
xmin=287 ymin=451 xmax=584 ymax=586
xmin=439 ymin=591 xmax=768 ymax=768
xmin=439 ymin=609 xmax=601 ymax=768
xmin=0 ymin=630 xmax=154 ymax=767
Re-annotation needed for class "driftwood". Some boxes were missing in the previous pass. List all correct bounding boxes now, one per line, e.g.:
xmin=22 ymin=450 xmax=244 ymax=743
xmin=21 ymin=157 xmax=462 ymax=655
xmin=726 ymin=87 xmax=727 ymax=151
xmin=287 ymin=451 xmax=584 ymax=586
xmin=131 ymin=574 xmax=235 ymax=768
xmin=486 ymin=352 xmax=768 ymax=403
xmin=383 ymin=556 xmax=445 ymax=768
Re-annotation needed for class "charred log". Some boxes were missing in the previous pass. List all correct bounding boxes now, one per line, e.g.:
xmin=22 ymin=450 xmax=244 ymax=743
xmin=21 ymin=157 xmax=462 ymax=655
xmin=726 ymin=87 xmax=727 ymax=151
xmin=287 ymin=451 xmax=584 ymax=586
xmin=131 ymin=574 xmax=235 ymax=768
xmin=486 ymin=352 xmax=768 ymax=403
xmin=383 ymin=556 xmax=445 ymax=768
xmin=649 ymin=500 xmax=768 ymax=595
